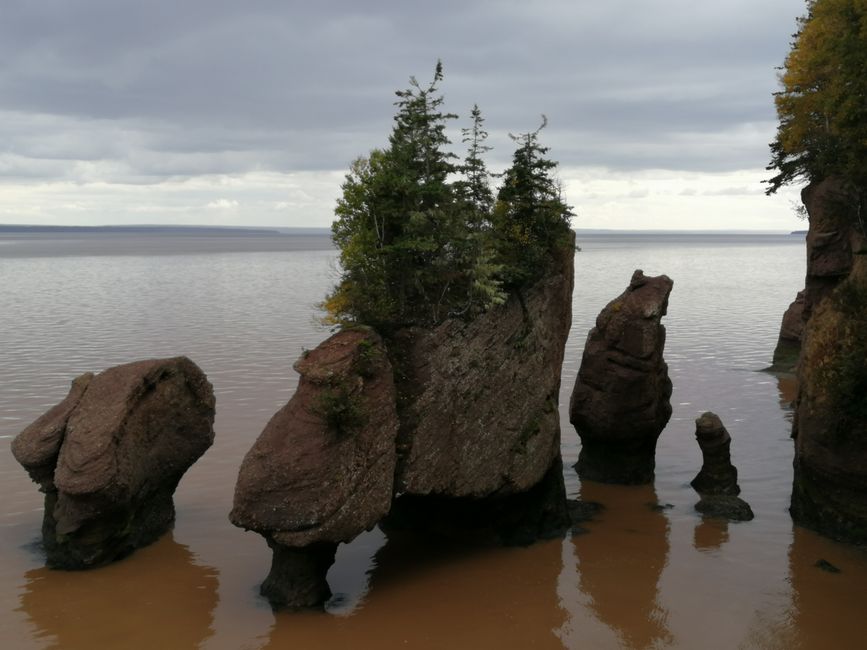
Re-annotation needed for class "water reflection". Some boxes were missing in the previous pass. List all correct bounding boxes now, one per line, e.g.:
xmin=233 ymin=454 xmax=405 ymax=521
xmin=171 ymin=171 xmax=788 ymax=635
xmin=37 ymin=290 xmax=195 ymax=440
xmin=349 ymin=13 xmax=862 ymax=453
xmin=263 ymin=529 xmax=567 ymax=648
xmin=571 ymin=481 xmax=672 ymax=649
xmin=775 ymin=374 xmax=798 ymax=423
xmin=785 ymin=525 xmax=867 ymax=649
xmin=693 ymin=518 xmax=729 ymax=552
xmin=17 ymin=534 xmax=218 ymax=650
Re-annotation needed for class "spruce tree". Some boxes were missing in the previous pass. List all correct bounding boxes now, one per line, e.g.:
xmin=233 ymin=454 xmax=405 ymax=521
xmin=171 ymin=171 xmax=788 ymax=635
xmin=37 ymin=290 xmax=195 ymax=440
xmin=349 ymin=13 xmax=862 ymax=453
xmin=492 ymin=116 xmax=574 ymax=287
xmin=324 ymin=62 xmax=471 ymax=327
xmin=766 ymin=0 xmax=867 ymax=232
xmin=323 ymin=66 xmax=573 ymax=328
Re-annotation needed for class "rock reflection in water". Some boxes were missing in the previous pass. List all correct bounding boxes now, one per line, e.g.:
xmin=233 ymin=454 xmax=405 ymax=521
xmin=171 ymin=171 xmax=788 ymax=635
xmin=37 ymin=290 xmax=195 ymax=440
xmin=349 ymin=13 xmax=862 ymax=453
xmin=263 ymin=529 xmax=566 ymax=648
xmin=571 ymin=480 xmax=672 ymax=649
xmin=693 ymin=518 xmax=730 ymax=552
xmin=775 ymin=373 xmax=798 ymax=423
xmin=17 ymin=534 xmax=218 ymax=650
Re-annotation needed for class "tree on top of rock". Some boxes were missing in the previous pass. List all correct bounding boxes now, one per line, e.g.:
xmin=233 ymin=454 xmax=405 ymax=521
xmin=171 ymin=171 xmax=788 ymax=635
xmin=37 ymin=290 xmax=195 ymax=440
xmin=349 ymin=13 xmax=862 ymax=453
xmin=323 ymin=63 xmax=574 ymax=329
xmin=493 ymin=116 xmax=575 ymax=287
xmin=766 ymin=0 xmax=867 ymax=230
xmin=325 ymin=61 xmax=464 ymax=327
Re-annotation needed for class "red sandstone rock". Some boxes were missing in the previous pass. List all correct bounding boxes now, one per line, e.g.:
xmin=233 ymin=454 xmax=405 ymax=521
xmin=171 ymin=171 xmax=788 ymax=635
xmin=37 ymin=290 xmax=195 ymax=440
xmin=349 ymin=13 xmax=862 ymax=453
xmin=690 ymin=412 xmax=740 ymax=496
xmin=230 ymin=328 xmax=398 ymax=609
xmin=230 ymin=328 xmax=398 ymax=547
xmin=772 ymin=179 xmax=857 ymax=373
xmin=570 ymin=270 xmax=673 ymax=484
xmin=12 ymin=357 xmax=215 ymax=568
xmin=790 ymin=180 xmax=867 ymax=543
xmin=390 ymin=239 xmax=574 ymax=499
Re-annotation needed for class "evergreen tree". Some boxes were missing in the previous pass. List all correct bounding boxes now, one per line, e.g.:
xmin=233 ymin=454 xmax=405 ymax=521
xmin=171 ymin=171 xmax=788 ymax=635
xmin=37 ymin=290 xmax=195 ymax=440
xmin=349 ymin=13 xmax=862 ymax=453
xmin=455 ymin=104 xmax=495 ymax=218
xmin=324 ymin=62 xmax=475 ymax=327
xmin=323 ymin=66 xmax=573 ymax=328
xmin=449 ymin=104 xmax=505 ymax=316
xmin=766 ymin=0 xmax=867 ymax=229
xmin=492 ymin=116 xmax=575 ymax=287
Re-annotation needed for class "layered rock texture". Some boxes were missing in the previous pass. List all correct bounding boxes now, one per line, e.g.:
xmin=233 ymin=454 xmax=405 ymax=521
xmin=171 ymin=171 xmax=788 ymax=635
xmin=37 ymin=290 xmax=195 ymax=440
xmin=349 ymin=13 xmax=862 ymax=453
xmin=689 ymin=412 xmax=753 ymax=522
xmin=12 ymin=357 xmax=215 ymax=569
xmin=570 ymin=270 xmax=673 ymax=484
xmin=771 ymin=178 xmax=856 ymax=373
xmin=230 ymin=328 xmax=399 ymax=609
xmin=789 ymin=178 xmax=867 ymax=544
xmin=232 ymin=241 xmax=575 ymax=609
xmin=389 ymin=242 xmax=573 ymax=493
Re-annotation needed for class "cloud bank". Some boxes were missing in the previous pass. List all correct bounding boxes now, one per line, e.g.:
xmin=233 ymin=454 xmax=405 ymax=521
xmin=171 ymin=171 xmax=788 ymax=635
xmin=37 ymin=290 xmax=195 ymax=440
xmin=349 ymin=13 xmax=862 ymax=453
xmin=0 ymin=0 xmax=807 ymax=228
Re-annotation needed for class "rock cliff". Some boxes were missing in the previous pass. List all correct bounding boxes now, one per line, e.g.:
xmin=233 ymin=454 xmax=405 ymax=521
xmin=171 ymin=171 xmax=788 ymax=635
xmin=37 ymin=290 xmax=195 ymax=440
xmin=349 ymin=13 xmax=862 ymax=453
xmin=790 ymin=179 xmax=867 ymax=543
xmin=569 ymin=270 xmax=673 ymax=484
xmin=383 ymin=238 xmax=573 ymax=543
xmin=389 ymin=241 xmax=573 ymax=496
xmin=771 ymin=178 xmax=855 ymax=372
xmin=12 ymin=357 xmax=215 ymax=568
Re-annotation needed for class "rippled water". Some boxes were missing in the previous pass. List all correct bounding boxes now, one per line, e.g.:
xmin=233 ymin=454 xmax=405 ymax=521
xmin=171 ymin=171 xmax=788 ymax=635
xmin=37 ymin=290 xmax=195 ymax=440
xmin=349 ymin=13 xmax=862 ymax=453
xmin=2 ymin=231 xmax=865 ymax=649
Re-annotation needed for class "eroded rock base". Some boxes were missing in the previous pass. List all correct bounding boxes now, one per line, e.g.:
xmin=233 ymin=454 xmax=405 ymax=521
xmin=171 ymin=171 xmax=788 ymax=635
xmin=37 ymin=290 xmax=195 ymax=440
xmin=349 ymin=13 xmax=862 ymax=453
xmin=384 ymin=459 xmax=570 ymax=546
xmin=575 ymin=438 xmax=658 ymax=485
xmin=695 ymin=496 xmax=754 ymax=522
xmin=42 ymin=488 xmax=176 ymax=569
xmin=261 ymin=541 xmax=338 ymax=611
xmin=791 ymin=460 xmax=867 ymax=545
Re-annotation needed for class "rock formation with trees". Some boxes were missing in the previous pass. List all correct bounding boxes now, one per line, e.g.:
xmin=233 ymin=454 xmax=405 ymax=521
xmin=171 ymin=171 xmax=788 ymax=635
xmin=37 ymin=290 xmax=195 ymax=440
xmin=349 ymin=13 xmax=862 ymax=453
xmin=231 ymin=62 xmax=577 ymax=609
xmin=766 ymin=0 xmax=867 ymax=543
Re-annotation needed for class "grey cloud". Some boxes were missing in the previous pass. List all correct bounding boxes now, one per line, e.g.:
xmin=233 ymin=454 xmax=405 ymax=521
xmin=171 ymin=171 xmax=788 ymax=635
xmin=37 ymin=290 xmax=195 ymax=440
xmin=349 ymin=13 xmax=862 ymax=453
xmin=0 ymin=0 xmax=806 ymax=183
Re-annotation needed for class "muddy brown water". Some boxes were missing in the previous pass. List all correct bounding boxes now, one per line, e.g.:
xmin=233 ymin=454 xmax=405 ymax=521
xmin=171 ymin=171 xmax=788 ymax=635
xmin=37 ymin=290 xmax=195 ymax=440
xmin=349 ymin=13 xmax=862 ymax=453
xmin=2 ymin=232 xmax=865 ymax=649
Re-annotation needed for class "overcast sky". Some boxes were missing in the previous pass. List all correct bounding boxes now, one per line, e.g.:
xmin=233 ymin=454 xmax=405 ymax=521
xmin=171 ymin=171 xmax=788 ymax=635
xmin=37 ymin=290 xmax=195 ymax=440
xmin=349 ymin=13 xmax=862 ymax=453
xmin=0 ymin=0 xmax=809 ymax=230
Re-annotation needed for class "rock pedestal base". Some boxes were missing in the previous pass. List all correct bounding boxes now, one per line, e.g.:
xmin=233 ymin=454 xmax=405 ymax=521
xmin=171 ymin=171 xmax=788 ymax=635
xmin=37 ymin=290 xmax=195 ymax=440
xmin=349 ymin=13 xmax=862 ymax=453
xmin=574 ymin=438 xmax=659 ymax=485
xmin=261 ymin=541 xmax=338 ymax=610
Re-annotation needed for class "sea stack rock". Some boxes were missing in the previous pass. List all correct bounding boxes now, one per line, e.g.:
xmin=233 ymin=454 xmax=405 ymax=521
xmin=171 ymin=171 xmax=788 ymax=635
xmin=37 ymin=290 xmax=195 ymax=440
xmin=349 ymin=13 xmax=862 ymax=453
xmin=230 ymin=328 xmax=399 ymax=610
xmin=691 ymin=412 xmax=740 ymax=496
xmin=689 ymin=412 xmax=753 ymax=522
xmin=11 ymin=357 xmax=215 ymax=569
xmin=385 ymin=237 xmax=574 ymax=542
xmin=570 ymin=270 xmax=673 ymax=484
xmin=790 ymin=178 xmax=867 ymax=544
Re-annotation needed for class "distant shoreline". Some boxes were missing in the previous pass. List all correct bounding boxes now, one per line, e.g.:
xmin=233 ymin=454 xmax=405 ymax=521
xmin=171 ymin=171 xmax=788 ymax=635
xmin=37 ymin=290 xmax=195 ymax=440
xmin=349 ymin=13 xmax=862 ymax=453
xmin=0 ymin=224 xmax=802 ymax=237
xmin=0 ymin=224 xmax=327 ymax=236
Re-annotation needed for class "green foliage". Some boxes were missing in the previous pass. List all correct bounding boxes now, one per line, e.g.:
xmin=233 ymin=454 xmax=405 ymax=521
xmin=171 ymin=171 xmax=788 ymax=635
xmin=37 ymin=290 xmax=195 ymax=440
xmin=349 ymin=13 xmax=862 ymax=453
xmin=767 ymin=0 xmax=867 ymax=220
xmin=352 ymin=337 xmax=380 ymax=378
xmin=812 ymin=276 xmax=867 ymax=436
xmin=313 ymin=386 xmax=366 ymax=437
xmin=492 ymin=116 xmax=575 ymax=288
xmin=324 ymin=63 xmax=573 ymax=329
xmin=455 ymin=104 xmax=495 ymax=217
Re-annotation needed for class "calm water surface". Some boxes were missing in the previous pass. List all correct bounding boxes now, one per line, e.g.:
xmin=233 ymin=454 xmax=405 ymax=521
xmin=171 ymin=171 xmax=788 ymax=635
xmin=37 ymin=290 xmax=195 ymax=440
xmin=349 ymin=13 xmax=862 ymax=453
xmin=1 ymin=232 xmax=865 ymax=649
